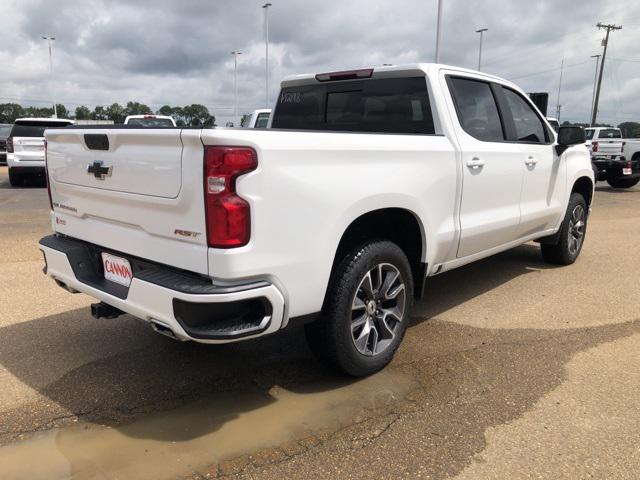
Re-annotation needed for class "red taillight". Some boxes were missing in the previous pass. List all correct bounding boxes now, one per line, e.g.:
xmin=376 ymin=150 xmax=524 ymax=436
xmin=592 ymin=141 xmax=598 ymax=153
xmin=203 ymin=146 xmax=257 ymax=248
xmin=315 ymin=68 xmax=374 ymax=82
xmin=6 ymin=136 xmax=13 ymax=153
xmin=44 ymin=139 xmax=53 ymax=210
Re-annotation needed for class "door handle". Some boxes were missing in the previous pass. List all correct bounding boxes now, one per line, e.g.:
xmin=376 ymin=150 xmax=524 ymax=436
xmin=525 ymin=156 xmax=538 ymax=166
xmin=466 ymin=157 xmax=485 ymax=169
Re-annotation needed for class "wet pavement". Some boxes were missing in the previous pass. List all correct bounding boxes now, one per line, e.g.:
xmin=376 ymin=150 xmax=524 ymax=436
xmin=0 ymin=165 xmax=639 ymax=479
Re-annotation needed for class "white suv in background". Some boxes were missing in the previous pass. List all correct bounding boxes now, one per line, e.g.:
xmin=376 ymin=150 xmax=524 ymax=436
xmin=7 ymin=118 xmax=74 ymax=186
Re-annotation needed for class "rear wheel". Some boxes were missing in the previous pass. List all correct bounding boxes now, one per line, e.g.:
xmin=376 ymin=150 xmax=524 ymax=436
xmin=541 ymin=192 xmax=587 ymax=265
xmin=606 ymin=177 xmax=639 ymax=189
xmin=8 ymin=169 xmax=22 ymax=187
xmin=305 ymin=240 xmax=413 ymax=377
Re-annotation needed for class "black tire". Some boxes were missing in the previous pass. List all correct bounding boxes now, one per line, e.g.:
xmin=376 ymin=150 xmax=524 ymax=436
xmin=606 ymin=177 xmax=640 ymax=189
xmin=541 ymin=192 xmax=588 ymax=265
xmin=305 ymin=240 xmax=414 ymax=377
xmin=8 ymin=169 xmax=22 ymax=187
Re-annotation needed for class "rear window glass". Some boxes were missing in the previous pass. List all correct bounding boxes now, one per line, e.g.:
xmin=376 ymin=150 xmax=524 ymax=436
xmin=272 ymin=77 xmax=435 ymax=134
xmin=597 ymin=129 xmax=621 ymax=139
xmin=255 ymin=112 xmax=270 ymax=128
xmin=11 ymin=121 xmax=72 ymax=137
xmin=585 ymin=129 xmax=595 ymax=140
xmin=0 ymin=125 xmax=12 ymax=137
xmin=126 ymin=118 xmax=175 ymax=127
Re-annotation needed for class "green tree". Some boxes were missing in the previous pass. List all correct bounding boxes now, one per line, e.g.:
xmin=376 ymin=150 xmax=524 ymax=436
xmin=182 ymin=104 xmax=214 ymax=127
xmin=92 ymin=106 xmax=108 ymax=120
xmin=157 ymin=105 xmax=173 ymax=117
xmin=0 ymin=103 xmax=24 ymax=123
xmin=125 ymin=101 xmax=152 ymax=116
xmin=106 ymin=103 xmax=126 ymax=124
xmin=55 ymin=104 xmax=69 ymax=119
xmin=75 ymin=105 xmax=91 ymax=120
xmin=618 ymin=122 xmax=640 ymax=138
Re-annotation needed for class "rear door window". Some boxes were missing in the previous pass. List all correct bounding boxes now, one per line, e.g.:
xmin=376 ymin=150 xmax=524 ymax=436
xmin=272 ymin=77 xmax=435 ymax=134
xmin=448 ymin=77 xmax=504 ymax=142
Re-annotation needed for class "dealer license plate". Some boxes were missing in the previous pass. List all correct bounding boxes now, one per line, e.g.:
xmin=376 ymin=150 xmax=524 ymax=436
xmin=101 ymin=252 xmax=133 ymax=287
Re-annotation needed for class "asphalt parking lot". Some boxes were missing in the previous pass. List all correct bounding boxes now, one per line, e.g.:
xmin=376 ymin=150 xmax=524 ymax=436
xmin=0 ymin=165 xmax=639 ymax=479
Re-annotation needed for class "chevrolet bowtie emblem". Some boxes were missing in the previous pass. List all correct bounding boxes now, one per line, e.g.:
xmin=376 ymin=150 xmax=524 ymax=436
xmin=87 ymin=160 xmax=113 ymax=180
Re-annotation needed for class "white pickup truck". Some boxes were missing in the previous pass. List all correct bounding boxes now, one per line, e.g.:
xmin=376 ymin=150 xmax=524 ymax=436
xmin=587 ymin=127 xmax=640 ymax=188
xmin=40 ymin=64 xmax=593 ymax=376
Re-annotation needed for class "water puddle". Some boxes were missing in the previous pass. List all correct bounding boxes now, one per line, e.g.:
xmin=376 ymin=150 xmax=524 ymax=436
xmin=0 ymin=369 xmax=417 ymax=479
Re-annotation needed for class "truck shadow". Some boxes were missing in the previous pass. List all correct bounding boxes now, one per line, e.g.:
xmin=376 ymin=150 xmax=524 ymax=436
xmin=0 ymin=244 xmax=637 ymax=478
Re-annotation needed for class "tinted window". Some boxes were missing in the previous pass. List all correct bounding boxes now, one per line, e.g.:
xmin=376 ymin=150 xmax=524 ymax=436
xmin=597 ymin=129 xmax=621 ymax=139
xmin=272 ymin=77 xmax=435 ymax=134
xmin=255 ymin=112 xmax=270 ymax=128
xmin=585 ymin=129 xmax=595 ymax=140
xmin=126 ymin=118 xmax=174 ymax=127
xmin=503 ymin=88 xmax=546 ymax=143
xmin=11 ymin=121 xmax=72 ymax=138
xmin=449 ymin=78 xmax=504 ymax=141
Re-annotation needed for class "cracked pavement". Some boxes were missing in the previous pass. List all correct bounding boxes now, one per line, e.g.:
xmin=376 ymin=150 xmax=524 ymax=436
xmin=0 ymin=166 xmax=639 ymax=479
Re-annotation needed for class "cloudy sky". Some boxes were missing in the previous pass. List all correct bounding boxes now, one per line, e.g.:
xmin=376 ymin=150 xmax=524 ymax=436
xmin=0 ymin=0 xmax=638 ymax=125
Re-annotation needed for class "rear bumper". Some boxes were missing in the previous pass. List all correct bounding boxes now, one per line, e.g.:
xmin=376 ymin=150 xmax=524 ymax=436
xmin=7 ymin=153 xmax=46 ymax=170
xmin=592 ymin=156 xmax=640 ymax=181
xmin=39 ymin=234 xmax=286 ymax=343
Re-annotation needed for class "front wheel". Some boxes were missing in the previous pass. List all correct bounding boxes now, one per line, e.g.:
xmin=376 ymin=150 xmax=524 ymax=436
xmin=305 ymin=240 xmax=414 ymax=377
xmin=606 ymin=177 xmax=639 ymax=189
xmin=541 ymin=192 xmax=588 ymax=265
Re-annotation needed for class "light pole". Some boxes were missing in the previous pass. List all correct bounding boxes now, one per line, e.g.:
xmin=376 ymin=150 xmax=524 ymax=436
xmin=231 ymin=51 xmax=242 ymax=126
xmin=475 ymin=28 xmax=487 ymax=71
xmin=42 ymin=36 xmax=57 ymax=118
xmin=590 ymin=54 xmax=601 ymax=124
xmin=434 ymin=0 xmax=443 ymax=63
xmin=262 ymin=3 xmax=272 ymax=108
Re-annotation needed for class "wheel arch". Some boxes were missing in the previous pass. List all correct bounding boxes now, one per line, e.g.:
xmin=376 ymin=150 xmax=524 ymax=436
xmin=571 ymin=175 xmax=594 ymax=207
xmin=327 ymin=207 xmax=428 ymax=303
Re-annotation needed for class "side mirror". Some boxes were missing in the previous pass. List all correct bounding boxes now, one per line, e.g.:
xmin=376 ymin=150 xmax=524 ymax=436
xmin=556 ymin=126 xmax=586 ymax=156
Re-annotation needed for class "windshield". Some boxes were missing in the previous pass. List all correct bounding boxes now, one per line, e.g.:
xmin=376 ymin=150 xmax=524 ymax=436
xmin=597 ymin=129 xmax=621 ymax=139
xmin=11 ymin=121 xmax=72 ymax=138
xmin=127 ymin=118 xmax=175 ymax=127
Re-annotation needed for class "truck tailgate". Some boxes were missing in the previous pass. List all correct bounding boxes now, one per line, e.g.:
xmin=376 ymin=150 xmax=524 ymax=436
xmin=45 ymin=128 xmax=209 ymax=275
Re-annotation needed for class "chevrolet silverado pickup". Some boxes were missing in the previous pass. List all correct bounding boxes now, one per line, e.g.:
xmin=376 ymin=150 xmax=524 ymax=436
xmin=40 ymin=64 xmax=594 ymax=376
xmin=586 ymin=127 xmax=639 ymax=188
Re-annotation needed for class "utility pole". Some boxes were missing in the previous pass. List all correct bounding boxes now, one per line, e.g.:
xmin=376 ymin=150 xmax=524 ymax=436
xmin=262 ymin=3 xmax=272 ymax=108
xmin=475 ymin=28 xmax=487 ymax=71
xmin=231 ymin=51 xmax=242 ymax=126
xmin=590 ymin=54 xmax=601 ymax=124
xmin=555 ymin=58 xmax=564 ymax=121
xmin=41 ymin=36 xmax=57 ymax=118
xmin=591 ymin=22 xmax=622 ymax=126
xmin=434 ymin=0 xmax=443 ymax=63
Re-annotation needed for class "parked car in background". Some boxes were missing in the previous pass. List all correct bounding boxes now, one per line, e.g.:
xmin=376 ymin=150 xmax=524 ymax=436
xmin=241 ymin=109 xmax=271 ymax=128
xmin=587 ymin=127 xmax=638 ymax=188
xmin=546 ymin=117 xmax=560 ymax=133
xmin=124 ymin=115 xmax=176 ymax=127
xmin=7 ymin=118 xmax=74 ymax=186
xmin=41 ymin=63 xmax=593 ymax=376
xmin=0 ymin=123 xmax=12 ymax=165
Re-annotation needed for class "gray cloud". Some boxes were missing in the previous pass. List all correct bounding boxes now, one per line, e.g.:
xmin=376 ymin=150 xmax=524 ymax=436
xmin=0 ymin=0 xmax=637 ymax=125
